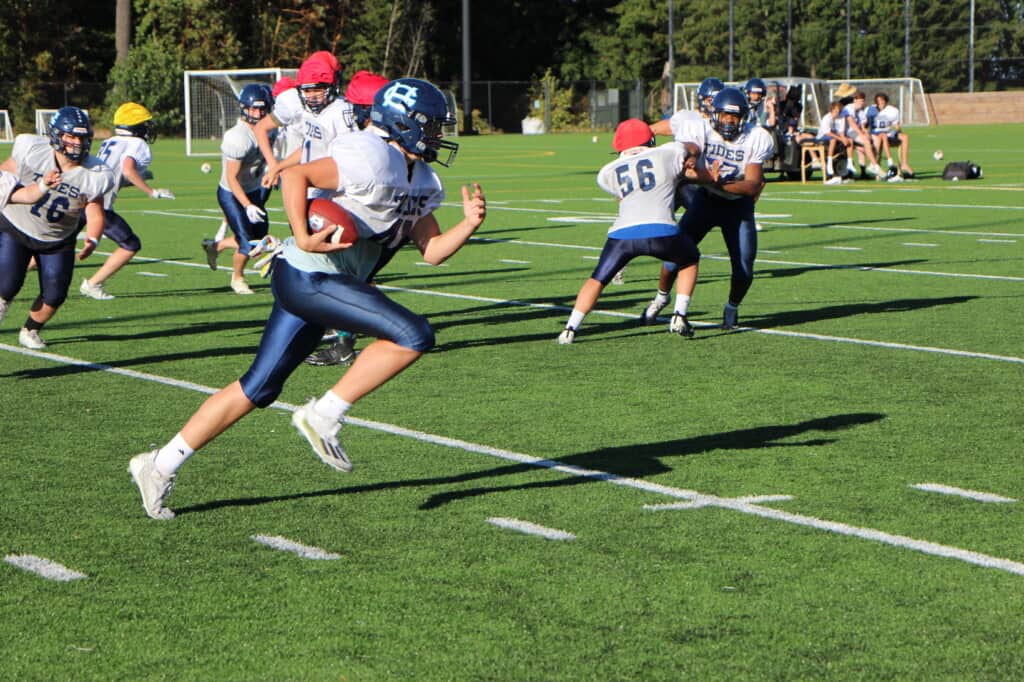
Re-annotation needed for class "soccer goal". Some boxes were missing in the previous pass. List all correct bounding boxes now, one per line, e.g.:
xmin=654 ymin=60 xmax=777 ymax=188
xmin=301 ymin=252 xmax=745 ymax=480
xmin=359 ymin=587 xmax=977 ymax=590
xmin=184 ymin=68 xmax=297 ymax=156
xmin=0 ymin=110 xmax=14 ymax=142
xmin=826 ymin=78 xmax=930 ymax=126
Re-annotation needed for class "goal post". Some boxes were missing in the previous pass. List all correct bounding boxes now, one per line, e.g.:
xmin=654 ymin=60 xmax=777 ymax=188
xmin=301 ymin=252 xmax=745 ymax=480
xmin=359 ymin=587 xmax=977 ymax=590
xmin=0 ymin=110 xmax=13 ymax=142
xmin=184 ymin=68 xmax=296 ymax=156
xmin=826 ymin=78 xmax=930 ymax=126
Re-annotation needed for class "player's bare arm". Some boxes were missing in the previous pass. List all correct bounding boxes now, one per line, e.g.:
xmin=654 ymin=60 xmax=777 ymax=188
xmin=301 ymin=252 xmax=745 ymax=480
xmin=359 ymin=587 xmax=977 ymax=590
xmin=416 ymin=183 xmax=486 ymax=265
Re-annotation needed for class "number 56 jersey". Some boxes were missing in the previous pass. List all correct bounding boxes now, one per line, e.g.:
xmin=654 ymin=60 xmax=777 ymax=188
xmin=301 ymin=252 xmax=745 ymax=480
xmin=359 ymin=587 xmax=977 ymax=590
xmin=596 ymin=141 xmax=689 ymax=238
xmin=2 ymin=134 xmax=114 ymax=243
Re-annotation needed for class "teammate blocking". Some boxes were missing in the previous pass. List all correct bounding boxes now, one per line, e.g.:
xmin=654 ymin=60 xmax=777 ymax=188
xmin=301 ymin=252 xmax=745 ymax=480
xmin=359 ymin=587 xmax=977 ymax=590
xmin=0 ymin=107 xmax=114 ymax=348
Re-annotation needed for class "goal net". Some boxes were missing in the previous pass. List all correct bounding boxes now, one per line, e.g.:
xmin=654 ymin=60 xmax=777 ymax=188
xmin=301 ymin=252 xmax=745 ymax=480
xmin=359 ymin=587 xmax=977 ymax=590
xmin=184 ymin=69 xmax=296 ymax=156
xmin=0 ymin=110 xmax=13 ymax=142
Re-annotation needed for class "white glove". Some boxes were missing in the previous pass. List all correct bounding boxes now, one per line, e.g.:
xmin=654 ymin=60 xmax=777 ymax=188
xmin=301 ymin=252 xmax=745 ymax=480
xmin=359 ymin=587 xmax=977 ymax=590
xmin=245 ymin=204 xmax=267 ymax=223
xmin=150 ymin=188 xmax=175 ymax=199
xmin=247 ymin=234 xmax=281 ymax=258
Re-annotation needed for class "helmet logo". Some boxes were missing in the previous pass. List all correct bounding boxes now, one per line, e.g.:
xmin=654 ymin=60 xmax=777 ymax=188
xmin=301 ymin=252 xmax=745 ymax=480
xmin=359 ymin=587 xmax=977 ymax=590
xmin=381 ymin=82 xmax=419 ymax=112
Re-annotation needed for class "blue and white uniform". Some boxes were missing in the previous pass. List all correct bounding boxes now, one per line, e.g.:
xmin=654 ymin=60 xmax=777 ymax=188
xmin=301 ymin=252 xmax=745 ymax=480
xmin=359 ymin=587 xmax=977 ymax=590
xmin=239 ymin=129 xmax=441 ymax=407
xmin=815 ymin=111 xmax=848 ymax=142
xmin=271 ymin=88 xmax=356 ymax=198
xmin=0 ymin=134 xmax=113 ymax=307
xmin=666 ymin=118 xmax=774 ymax=305
xmin=588 ymin=142 xmax=699 ymax=284
xmin=92 ymin=133 xmax=153 ymax=252
xmin=665 ymin=109 xmax=706 ymax=211
xmin=870 ymin=104 xmax=901 ymax=142
xmin=218 ymin=119 xmax=275 ymax=255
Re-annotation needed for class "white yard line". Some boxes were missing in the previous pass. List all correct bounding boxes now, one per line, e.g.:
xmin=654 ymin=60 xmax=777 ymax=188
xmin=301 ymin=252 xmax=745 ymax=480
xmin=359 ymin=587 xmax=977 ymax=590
xmin=910 ymin=484 xmax=1017 ymax=503
xmin=250 ymin=535 xmax=341 ymax=560
xmin=3 ymin=343 xmax=1024 ymax=576
xmin=486 ymin=518 xmax=576 ymax=541
xmin=4 ymin=555 xmax=88 ymax=581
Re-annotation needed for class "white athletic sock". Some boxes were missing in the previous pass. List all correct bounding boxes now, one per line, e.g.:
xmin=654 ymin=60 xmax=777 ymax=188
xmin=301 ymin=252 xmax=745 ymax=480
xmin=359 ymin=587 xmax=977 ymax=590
xmin=213 ymin=220 xmax=228 ymax=242
xmin=567 ymin=309 xmax=586 ymax=330
xmin=314 ymin=390 xmax=352 ymax=422
xmin=155 ymin=433 xmax=195 ymax=476
xmin=673 ymin=295 xmax=691 ymax=316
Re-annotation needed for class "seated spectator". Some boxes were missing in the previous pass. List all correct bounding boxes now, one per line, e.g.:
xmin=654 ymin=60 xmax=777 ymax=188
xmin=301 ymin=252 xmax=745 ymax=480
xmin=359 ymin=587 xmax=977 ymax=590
xmin=779 ymin=85 xmax=822 ymax=168
xmin=869 ymin=92 xmax=914 ymax=179
xmin=841 ymin=91 xmax=883 ymax=179
xmin=816 ymin=100 xmax=856 ymax=183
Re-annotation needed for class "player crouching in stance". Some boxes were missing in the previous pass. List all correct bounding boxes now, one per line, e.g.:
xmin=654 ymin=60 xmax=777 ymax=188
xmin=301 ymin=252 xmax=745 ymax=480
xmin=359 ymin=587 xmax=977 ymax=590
xmin=129 ymin=78 xmax=486 ymax=520
xmin=79 ymin=102 xmax=174 ymax=300
xmin=557 ymin=119 xmax=700 ymax=344
xmin=202 ymin=84 xmax=275 ymax=295
xmin=0 ymin=107 xmax=114 ymax=348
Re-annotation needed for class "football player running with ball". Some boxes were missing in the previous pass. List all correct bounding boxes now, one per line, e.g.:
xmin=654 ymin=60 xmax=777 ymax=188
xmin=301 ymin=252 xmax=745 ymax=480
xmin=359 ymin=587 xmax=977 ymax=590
xmin=79 ymin=102 xmax=175 ymax=300
xmin=642 ymin=87 xmax=774 ymax=330
xmin=129 ymin=78 xmax=486 ymax=520
xmin=557 ymin=119 xmax=701 ymax=344
xmin=0 ymin=107 xmax=114 ymax=348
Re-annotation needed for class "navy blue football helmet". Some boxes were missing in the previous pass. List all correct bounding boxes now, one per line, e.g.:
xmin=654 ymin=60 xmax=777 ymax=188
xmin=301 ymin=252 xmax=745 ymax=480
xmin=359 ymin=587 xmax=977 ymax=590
xmin=710 ymin=87 xmax=750 ymax=141
xmin=48 ymin=107 xmax=93 ymax=162
xmin=238 ymin=84 xmax=273 ymax=124
xmin=370 ymin=78 xmax=458 ymax=166
xmin=696 ymin=77 xmax=725 ymax=114
xmin=742 ymin=77 xmax=767 ymax=104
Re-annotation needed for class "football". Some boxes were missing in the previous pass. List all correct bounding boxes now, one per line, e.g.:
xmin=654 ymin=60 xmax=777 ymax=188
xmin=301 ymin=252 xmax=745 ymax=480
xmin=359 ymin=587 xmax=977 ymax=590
xmin=200 ymin=162 xmax=212 ymax=174
xmin=307 ymin=198 xmax=359 ymax=246
xmin=933 ymin=150 xmax=944 ymax=161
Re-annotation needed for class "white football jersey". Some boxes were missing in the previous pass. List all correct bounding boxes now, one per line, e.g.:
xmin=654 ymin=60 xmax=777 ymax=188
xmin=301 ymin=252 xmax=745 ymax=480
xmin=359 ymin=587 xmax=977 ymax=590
xmin=2 ymin=134 xmax=114 ymax=242
xmin=0 ymin=169 xmax=21 ymax=212
xmin=97 ymin=134 xmax=153 ymax=209
xmin=701 ymin=120 xmax=774 ymax=200
xmin=841 ymin=104 xmax=869 ymax=134
xmin=271 ymin=88 xmax=356 ymax=163
xmin=667 ymin=109 xmax=707 ymax=147
xmin=282 ymin=129 xmax=445 ymax=281
xmin=596 ymin=142 xmax=688 ymax=236
xmin=219 ymin=120 xmax=268 ymax=194
xmin=871 ymin=104 xmax=900 ymax=134
xmin=816 ymin=112 xmax=848 ymax=139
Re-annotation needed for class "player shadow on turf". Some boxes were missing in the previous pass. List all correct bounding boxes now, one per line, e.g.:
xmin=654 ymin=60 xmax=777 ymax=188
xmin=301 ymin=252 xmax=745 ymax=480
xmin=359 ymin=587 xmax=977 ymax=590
xmin=761 ymin=259 xmax=928 ymax=279
xmin=416 ymin=412 xmax=887 ymax=509
xmin=740 ymin=295 xmax=977 ymax=329
xmin=171 ymin=412 xmax=885 ymax=517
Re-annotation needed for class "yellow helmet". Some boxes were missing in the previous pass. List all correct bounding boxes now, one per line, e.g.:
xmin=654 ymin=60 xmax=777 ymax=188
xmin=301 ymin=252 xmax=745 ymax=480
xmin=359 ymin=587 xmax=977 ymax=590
xmin=113 ymin=102 xmax=156 ymax=142
xmin=113 ymin=102 xmax=153 ymax=127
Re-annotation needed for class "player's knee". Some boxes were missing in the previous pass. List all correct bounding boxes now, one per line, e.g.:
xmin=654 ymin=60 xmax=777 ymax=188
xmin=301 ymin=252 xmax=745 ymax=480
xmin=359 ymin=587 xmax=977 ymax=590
xmin=396 ymin=315 xmax=435 ymax=352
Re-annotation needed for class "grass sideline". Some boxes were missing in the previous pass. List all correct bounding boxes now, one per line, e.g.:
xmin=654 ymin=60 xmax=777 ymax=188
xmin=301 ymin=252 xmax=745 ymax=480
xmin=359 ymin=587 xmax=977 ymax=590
xmin=1 ymin=123 xmax=1023 ymax=680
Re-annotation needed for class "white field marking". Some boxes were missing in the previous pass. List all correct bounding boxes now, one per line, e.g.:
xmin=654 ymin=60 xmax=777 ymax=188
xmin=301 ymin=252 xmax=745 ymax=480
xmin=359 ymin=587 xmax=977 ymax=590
xmin=4 ymin=345 xmax=1024 ymax=576
xmin=759 ymin=219 xmax=1020 ymax=239
xmin=548 ymin=216 xmax=614 ymax=223
xmin=978 ymin=238 xmax=1017 ymax=244
xmin=902 ymin=242 xmax=939 ymax=247
xmin=499 ymin=259 xmax=531 ymax=264
xmin=910 ymin=484 xmax=1017 ymax=504
xmin=823 ymin=246 xmax=863 ymax=251
xmin=414 ymin=262 xmax=448 ymax=267
xmin=4 ymin=555 xmax=87 ymax=581
xmin=471 ymin=236 xmax=601 ymax=251
xmin=537 ymin=199 xmax=563 ymax=204
xmin=581 ymin=255 xmax=599 ymax=260
xmin=136 ymin=271 xmax=169 ymax=278
xmin=251 ymin=535 xmax=341 ymax=560
xmin=487 ymin=518 xmax=576 ymax=541
xmin=759 ymin=249 xmax=782 ymax=254
xmin=754 ymin=213 xmax=791 ymax=218
xmin=645 ymin=494 xmax=794 ymax=511
xmin=761 ymin=196 xmax=1024 ymax=211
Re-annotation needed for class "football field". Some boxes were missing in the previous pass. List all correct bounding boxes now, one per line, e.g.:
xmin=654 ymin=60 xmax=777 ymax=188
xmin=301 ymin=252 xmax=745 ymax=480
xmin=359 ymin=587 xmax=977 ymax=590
xmin=2 ymin=124 xmax=1022 ymax=679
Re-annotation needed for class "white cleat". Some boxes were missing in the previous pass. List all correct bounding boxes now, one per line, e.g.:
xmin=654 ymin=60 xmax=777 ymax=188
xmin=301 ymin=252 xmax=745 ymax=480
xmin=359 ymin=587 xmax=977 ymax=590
xmin=80 ymin=278 xmax=115 ymax=300
xmin=557 ymin=327 xmax=575 ymax=345
xmin=611 ymin=268 xmax=625 ymax=285
xmin=18 ymin=328 xmax=46 ymax=349
xmin=641 ymin=293 xmax=670 ymax=326
xmin=867 ymin=163 xmax=882 ymax=178
xmin=669 ymin=313 xmax=694 ymax=338
xmin=825 ymin=176 xmax=843 ymax=185
xmin=128 ymin=451 xmax=176 ymax=520
xmin=292 ymin=399 xmax=352 ymax=472
xmin=0 ymin=297 xmax=8 ymax=324
xmin=230 ymin=278 xmax=254 ymax=295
